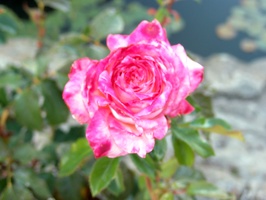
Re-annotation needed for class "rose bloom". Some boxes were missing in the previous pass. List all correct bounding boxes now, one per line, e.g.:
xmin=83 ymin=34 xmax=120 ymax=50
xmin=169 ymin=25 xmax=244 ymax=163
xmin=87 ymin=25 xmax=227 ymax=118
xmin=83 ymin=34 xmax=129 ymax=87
xmin=63 ymin=19 xmax=203 ymax=158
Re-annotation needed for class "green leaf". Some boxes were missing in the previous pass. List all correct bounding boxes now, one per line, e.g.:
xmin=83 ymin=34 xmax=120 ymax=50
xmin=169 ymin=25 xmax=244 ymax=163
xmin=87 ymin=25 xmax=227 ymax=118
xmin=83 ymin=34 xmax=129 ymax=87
xmin=160 ymin=192 xmax=174 ymax=200
xmin=13 ymin=89 xmax=43 ymax=130
xmin=149 ymin=138 xmax=167 ymax=161
xmin=174 ymin=166 xmax=205 ymax=184
xmin=13 ymin=144 xmax=38 ymax=165
xmin=187 ymin=181 xmax=235 ymax=199
xmin=86 ymin=44 xmax=109 ymax=60
xmin=0 ymin=30 xmax=6 ymax=43
xmin=130 ymin=154 xmax=156 ymax=178
xmin=40 ymin=80 xmax=69 ymax=125
xmin=107 ymin=168 xmax=125 ymax=196
xmin=55 ymin=73 xmax=68 ymax=90
xmin=188 ymin=92 xmax=214 ymax=117
xmin=0 ymin=139 xmax=8 ymax=162
xmin=56 ymin=173 xmax=84 ymax=200
xmin=90 ymin=8 xmax=124 ymax=40
xmin=161 ymin=158 xmax=179 ymax=178
xmin=59 ymin=138 xmax=93 ymax=177
xmin=1 ymin=182 xmax=34 ymax=200
xmin=155 ymin=7 xmax=169 ymax=24
xmin=188 ymin=118 xmax=244 ymax=141
xmin=172 ymin=127 xmax=215 ymax=158
xmin=0 ymin=73 xmax=24 ymax=89
xmin=42 ymin=0 xmax=70 ymax=12
xmin=172 ymin=135 xmax=195 ymax=167
xmin=0 ymin=6 xmax=18 ymax=35
xmin=54 ymin=126 xmax=85 ymax=143
xmin=0 ymin=185 xmax=18 ymax=200
xmin=89 ymin=157 xmax=120 ymax=196
xmin=0 ymin=88 xmax=8 ymax=106
xmin=14 ymin=168 xmax=52 ymax=199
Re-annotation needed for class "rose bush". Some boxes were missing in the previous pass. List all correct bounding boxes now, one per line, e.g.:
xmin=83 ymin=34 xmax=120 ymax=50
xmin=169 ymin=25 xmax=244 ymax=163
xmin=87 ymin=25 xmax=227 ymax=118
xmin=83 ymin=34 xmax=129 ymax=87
xmin=63 ymin=19 xmax=204 ymax=158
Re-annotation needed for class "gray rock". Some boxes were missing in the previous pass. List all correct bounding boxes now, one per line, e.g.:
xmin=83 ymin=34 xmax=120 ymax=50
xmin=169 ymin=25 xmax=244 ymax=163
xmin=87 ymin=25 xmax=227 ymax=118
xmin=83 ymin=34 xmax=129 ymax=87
xmin=0 ymin=38 xmax=38 ymax=69
xmin=197 ymin=53 xmax=266 ymax=199
xmin=204 ymin=54 xmax=266 ymax=99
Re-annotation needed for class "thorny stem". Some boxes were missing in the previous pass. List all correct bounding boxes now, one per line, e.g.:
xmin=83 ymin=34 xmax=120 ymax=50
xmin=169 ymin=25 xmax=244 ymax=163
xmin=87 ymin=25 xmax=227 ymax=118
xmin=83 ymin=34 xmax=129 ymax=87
xmin=167 ymin=0 xmax=176 ymax=11
xmin=145 ymin=176 xmax=157 ymax=200
xmin=23 ymin=1 xmax=46 ymax=49
xmin=0 ymin=109 xmax=9 ymax=129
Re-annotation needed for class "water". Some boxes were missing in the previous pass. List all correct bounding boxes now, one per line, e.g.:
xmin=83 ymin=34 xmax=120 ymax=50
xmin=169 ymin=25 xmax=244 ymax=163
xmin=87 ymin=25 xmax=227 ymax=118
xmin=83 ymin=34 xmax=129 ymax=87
xmin=132 ymin=0 xmax=266 ymax=62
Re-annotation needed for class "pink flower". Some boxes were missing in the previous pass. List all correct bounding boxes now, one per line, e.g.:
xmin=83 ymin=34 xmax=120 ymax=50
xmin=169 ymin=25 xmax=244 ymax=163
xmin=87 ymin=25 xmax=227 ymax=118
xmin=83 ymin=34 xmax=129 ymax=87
xmin=63 ymin=19 xmax=203 ymax=158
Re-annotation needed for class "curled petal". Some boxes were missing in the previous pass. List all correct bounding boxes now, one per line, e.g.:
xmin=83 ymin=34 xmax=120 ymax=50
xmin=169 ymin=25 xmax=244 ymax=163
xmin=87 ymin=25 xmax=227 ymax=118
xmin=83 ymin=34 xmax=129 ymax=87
xmin=172 ymin=44 xmax=204 ymax=92
xmin=109 ymin=118 xmax=155 ymax=158
xmin=86 ymin=108 xmax=126 ymax=158
xmin=107 ymin=19 xmax=169 ymax=51
xmin=63 ymin=58 xmax=98 ymax=124
xmin=135 ymin=116 xmax=168 ymax=140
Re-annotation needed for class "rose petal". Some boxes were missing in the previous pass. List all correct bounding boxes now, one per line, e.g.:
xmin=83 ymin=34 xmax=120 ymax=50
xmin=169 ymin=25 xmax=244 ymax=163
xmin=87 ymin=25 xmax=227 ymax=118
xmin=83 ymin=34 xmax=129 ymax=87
xmin=109 ymin=117 xmax=155 ymax=158
xmin=135 ymin=116 xmax=168 ymax=140
xmin=172 ymin=44 xmax=204 ymax=92
xmin=63 ymin=58 xmax=98 ymax=124
xmin=107 ymin=19 xmax=169 ymax=51
xmin=86 ymin=108 xmax=127 ymax=158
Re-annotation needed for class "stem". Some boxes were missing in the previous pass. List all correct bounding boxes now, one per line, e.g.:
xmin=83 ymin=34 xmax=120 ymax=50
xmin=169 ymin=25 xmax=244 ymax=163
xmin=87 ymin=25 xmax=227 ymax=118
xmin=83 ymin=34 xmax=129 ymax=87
xmin=167 ymin=0 xmax=176 ymax=12
xmin=145 ymin=177 xmax=157 ymax=200
xmin=6 ymin=157 xmax=13 ymax=187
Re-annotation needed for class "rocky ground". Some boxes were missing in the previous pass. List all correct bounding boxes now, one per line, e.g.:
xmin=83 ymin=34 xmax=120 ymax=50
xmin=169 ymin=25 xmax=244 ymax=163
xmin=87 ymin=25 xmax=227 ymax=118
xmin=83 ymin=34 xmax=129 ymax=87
xmin=1 ymin=38 xmax=265 ymax=199
xmin=195 ymin=54 xmax=266 ymax=200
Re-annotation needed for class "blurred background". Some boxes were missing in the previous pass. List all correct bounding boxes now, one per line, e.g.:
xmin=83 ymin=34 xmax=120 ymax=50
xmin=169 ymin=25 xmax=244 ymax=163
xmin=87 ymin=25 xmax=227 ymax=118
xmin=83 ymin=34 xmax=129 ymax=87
xmin=0 ymin=0 xmax=265 ymax=199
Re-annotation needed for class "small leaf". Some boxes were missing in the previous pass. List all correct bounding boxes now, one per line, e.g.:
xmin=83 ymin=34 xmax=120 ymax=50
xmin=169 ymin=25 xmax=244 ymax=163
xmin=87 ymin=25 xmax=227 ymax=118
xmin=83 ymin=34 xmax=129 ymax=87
xmin=0 ymin=88 xmax=8 ymax=106
xmin=89 ymin=157 xmax=120 ymax=196
xmin=149 ymin=138 xmax=167 ymax=161
xmin=40 ymin=80 xmax=69 ymax=125
xmin=188 ymin=92 xmax=214 ymax=117
xmin=0 ymin=6 xmax=19 ymax=35
xmin=172 ymin=135 xmax=195 ymax=167
xmin=0 ymin=185 xmax=18 ymax=200
xmin=90 ymin=8 xmax=124 ymax=40
xmin=161 ymin=158 xmax=179 ymax=178
xmin=174 ymin=166 xmax=205 ymax=184
xmin=130 ymin=154 xmax=156 ymax=178
xmin=56 ymin=173 xmax=84 ymax=200
xmin=160 ymin=192 xmax=174 ymax=200
xmin=155 ymin=7 xmax=169 ymax=24
xmin=42 ymin=0 xmax=70 ymax=12
xmin=13 ymin=89 xmax=43 ymax=130
xmin=14 ymin=168 xmax=52 ymax=199
xmin=0 ymin=73 xmax=24 ymax=89
xmin=55 ymin=73 xmax=68 ymax=90
xmin=59 ymin=138 xmax=92 ymax=177
xmin=172 ymin=127 xmax=215 ymax=158
xmin=86 ymin=44 xmax=109 ymax=60
xmin=189 ymin=118 xmax=244 ymax=141
xmin=107 ymin=168 xmax=125 ymax=196
xmin=187 ymin=181 xmax=235 ymax=199
xmin=13 ymin=144 xmax=38 ymax=165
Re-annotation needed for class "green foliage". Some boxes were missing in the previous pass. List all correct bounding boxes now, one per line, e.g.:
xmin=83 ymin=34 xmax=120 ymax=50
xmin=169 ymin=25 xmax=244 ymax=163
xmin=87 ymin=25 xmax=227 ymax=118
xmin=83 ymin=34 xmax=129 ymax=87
xmin=13 ymin=89 xmax=43 ymax=130
xmin=39 ymin=80 xmax=69 ymax=125
xmin=89 ymin=157 xmax=120 ymax=196
xmin=172 ymin=126 xmax=215 ymax=158
xmin=0 ymin=6 xmax=19 ymax=42
xmin=130 ymin=154 xmax=157 ymax=179
xmin=59 ymin=138 xmax=93 ymax=177
xmin=89 ymin=8 xmax=124 ymax=41
xmin=187 ymin=181 xmax=235 ymax=199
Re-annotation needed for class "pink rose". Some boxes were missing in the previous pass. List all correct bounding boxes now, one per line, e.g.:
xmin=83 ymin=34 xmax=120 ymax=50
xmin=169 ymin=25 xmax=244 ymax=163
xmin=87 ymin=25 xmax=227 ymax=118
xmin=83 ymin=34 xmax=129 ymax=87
xmin=63 ymin=19 xmax=203 ymax=158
